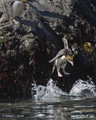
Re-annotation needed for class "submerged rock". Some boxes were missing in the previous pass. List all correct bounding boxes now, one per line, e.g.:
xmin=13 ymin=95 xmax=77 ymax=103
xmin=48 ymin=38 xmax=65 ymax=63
xmin=0 ymin=0 xmax=96 ymax=97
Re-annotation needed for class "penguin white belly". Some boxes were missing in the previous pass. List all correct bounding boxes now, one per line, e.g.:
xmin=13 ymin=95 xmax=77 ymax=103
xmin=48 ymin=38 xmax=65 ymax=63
xmin=56 ymin=56 xmax=67 ymax=69
xmin=55 ymin=56 xmax=67 ymax=77
xmin=11 ymin=1 xmax=25 ymax=18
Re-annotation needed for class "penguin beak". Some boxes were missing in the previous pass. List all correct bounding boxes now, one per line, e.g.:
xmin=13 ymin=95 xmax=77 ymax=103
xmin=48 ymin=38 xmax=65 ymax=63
xmin=69 ymin=60 xmax=73 ymax=66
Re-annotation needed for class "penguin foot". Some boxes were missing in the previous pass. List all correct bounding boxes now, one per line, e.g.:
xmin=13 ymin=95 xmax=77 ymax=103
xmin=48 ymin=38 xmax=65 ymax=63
xmin=63 ymin=70 xmax=70 ymax=75
xmin=58 ymin=71 xmax=63 ymax=77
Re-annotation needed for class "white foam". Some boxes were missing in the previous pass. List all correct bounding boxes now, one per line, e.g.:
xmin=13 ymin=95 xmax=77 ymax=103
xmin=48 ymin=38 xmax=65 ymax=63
xmin=31 ymin=79 xmax=68 ymax=102
xmin=69 ymin=77 xmax=96 ymax=97
xmin=31 ymin=77 xmax=96 ymax=102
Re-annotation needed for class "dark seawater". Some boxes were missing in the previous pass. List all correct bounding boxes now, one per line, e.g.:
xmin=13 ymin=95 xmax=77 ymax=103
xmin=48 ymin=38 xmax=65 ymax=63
xmin=0 ymin=96 xmax=96 ymax=120
xmin=0 ymin=78 xmax=96 ymax=120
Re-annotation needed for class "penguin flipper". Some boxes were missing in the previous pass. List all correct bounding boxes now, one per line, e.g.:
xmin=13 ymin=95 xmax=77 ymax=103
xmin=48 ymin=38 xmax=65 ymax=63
xmin=49 ymin=49 xmax=64 ymax=63
xmin=62 ymin=37 xmax=69 ymax=49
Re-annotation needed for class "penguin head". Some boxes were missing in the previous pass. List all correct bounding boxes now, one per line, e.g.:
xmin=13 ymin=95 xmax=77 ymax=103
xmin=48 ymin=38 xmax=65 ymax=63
xmin=64 ymin=49 xmax=72 ymax=56
xmin=64 ymin=49 xmax=74 ymax=61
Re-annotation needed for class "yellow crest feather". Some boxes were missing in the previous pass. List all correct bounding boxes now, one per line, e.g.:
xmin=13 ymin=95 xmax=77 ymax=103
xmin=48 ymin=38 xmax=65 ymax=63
xmin=24 ymin=0 xmax=28 ymax=3
xmin=67 ymin=55 xmax=73 ymax=61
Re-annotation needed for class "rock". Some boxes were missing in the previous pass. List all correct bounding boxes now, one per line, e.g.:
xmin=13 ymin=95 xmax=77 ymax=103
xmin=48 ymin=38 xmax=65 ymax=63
xmin=0 ymin=0 xmax=96 ymax=97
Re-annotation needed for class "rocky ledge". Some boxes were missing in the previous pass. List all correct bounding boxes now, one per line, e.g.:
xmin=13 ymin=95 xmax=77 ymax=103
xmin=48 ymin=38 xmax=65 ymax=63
xmin=0 ymin=0 xmax=96 ymax=97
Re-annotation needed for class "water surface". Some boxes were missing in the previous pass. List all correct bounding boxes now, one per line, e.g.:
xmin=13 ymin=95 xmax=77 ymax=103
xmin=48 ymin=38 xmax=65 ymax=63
xmin=0 ymin=96 xmax=96 ymax=120
xmin=1 ymin=78 xmax=96 ymax=120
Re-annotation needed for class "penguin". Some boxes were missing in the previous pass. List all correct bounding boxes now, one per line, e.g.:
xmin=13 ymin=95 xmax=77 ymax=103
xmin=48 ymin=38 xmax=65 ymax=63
xmin=49 ymin=37 xmax=73 ymax=77
xmin=9 ymin=0 xmax=28 ymax=24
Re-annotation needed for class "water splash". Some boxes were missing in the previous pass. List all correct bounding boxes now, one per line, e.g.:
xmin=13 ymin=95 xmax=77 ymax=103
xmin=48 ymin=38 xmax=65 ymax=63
xmin=69 ymin=77 xmax=96 ymax=97
xmin=31 ymin=79 xmax=68 ymax=102
xmin=31 ymin=77 xmax=96 ymax=102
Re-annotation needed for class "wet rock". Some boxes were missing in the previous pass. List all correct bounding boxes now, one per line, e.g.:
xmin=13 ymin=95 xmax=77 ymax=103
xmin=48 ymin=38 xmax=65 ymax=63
xmin=0 ymin=0 xmax=96 ymax=97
